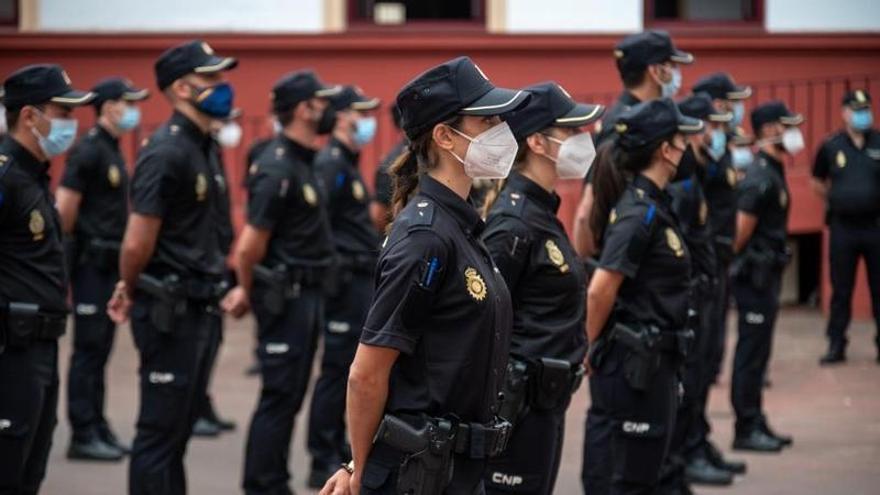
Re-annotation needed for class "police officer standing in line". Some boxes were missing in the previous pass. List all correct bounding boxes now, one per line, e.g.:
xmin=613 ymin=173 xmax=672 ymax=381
xmin=106 ymin=40 xmax=237 ymax=494
xmin=307 ymin=85 xmax=382 ymax=487
xmin=690 ymin=73 xmax=752 ymax=389
xmin=221 ymin=70 xmax=339 ymax=495
xmin=481 ymin=82 xmax=603 ymax=495
xmin=55 ymin=77 xmax=149 ymax=461
xmin=0 ymin=63 xmax=94 ymax=495
xmin=729 ymin=101 xmax=803 ymax=453
xmin=573 ymin=30 xmax=693 ymax=258
xmin=583 ymin=98 xmax=701 ymax=495
xmin=320 ymin=56 xmax=524 ymax=495
xmin=371 ymin=104 xmax=406 ymax=234
xmin=812 ymin=89 xmax=880 ymax=365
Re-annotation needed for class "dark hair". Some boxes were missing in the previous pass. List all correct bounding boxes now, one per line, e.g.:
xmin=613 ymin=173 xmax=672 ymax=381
xmin=4 ymin=103 xmax=44 ymax=132
xmin=389 ymin=115 xmax=463 ymax=222
xmin=589 ymin=134 xmax=672 ymax=247
xmin=622 ymin=68 xmax=647 ymax=89
xmin=274 ymin=107 xmax=295 ymax=128
xmin=480 ymin=138 xmax=529 ymax=218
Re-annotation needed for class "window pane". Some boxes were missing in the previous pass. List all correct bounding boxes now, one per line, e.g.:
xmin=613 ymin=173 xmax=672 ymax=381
xmin=0 ymin=0 xmax=17 ymax=24
xmin=356 ymin=0 xmax=478 ymax=21
xmin=652 ymin=0 xmax=755 ymax=21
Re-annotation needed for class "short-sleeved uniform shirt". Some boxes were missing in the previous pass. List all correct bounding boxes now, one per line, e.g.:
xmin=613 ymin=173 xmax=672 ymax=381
xmin=209 ymin=140 xmax=234 ymax=256
xmin=0 ymin=137 xmax=67 ymax=313
xmin=130 ymin=111 xmax=226 ymax=279
xmin=243 ymin=136 xmax=273 ymax=189
xmin=373 ymin=139 xmax=407 ymax=208
xmin=482 ymin=172 xmax=587 ymax=364
xmin=667 ymin=168 xmax=717 ymax=279
xmin=315 ymin=137 xmax=380 ymax=256
xmin=599 ymin=174 xmax=692 ymax=330
xmin=361 ymin=175 xmax=513 ymax=426
xmin=737 ymin=151 xmax=791 ymax=255
xmin=701 ymin=151 xmax=739 ymax=259
xmin=60 ymin=124 xmax=128 ymax=241
xmin=812 ymin=129 xmax=880 ymax=220
xmin=247 ymin=134 xmax=334 ymax=266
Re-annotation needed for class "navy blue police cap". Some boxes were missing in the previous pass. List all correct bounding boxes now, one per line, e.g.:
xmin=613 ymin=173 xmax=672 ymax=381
xmin=677 ymin=93 xmax=732 ymax=123
xmin=91 ymin=77 xmax=150 ymax=109
xmin=329 ymin=85 xmax=381 ymax=112
xmin=154 ymin=40 xmax=237 ymax=91
xmin=614 ymin=30 xmax=694 ymax=80
xmin=615 ymin=98 xmax=704 ymax=150
xmin=3 ymin=64 xmax=95 ymax=109
xmin=272 ymin=70 xmax=341 ymax=113
xmin=750 ymin=100 xmax=803 ymax=132
xmin=395 ymin=56 xmax=529 ymax=140
xmin=842 ymin=89 xmax=871 ymax=109
xmin=505 ymin=81 xmax=605 ymax=141
xmin=692 ymin=72 xmax=751 ymax=101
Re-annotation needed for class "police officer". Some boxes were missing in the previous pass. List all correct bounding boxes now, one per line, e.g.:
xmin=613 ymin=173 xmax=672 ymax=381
xmin=307 ymin=85 xmax=382 ymax=487
xmin=657 ymin=94 xmax=739 ymax=493
xmin=573 ymin=30 xmax=693 ymax=259
xmin=55 ymin=77 xmax=148 ymax=461
xmin=691 ymin=72 xmax=752 ymax=388
xmin=812 ymin=89 xmax=880 ymax=365
xmin=1 ymin=64 xmax=94 ymax=494
xmin=371 ymin=104 xmax=406 ymax=233
xmin=583 ymin=98 xmax=701 ymax=495
xmin=221 ymin=70 xmax=339 ymax=494
xmin=320 ymin=56 xmax=524 ymax=495
xmin=480 ymin=82 xmax=603 ymax=495
xmin=106 ymin=39 xmax=237 ymax=495
xmin=729 ymin=101 xmax=803 ymax=453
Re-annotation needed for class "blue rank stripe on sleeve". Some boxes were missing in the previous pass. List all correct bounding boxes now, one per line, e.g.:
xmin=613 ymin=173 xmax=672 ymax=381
xmin=335 ymin=172 xmax=346 ymax=189
xmin=682 ymin=178 xmax=693 ymax=191
xmin=422 ymin=256 xmax=440 ymax=287
xmin=643 ymin=204 xmax=656 ymax=226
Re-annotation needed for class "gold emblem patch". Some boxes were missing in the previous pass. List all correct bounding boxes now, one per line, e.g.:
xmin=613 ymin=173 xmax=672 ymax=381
xmin=303 ymin=184 xmax=318 ymax=206
xmin=665 ymin=228 xmax=684 ymax=258
xmin=726 ymin=167 xmax=737 ymax=187
xmin=352 ymin=180 xmax=365 ymax=201
xmin=609 ymin=208 xmax=618 ymax=224
xmin=249 ymin=163 xmax=259 ymax=175
xmin=699 ymin=200 xmax=708 ymax=225
xmin=29 ymin=210 xmax=45 ymax=241
xmin=108 ymin=165 xmax=121 ymax=188
xmin=836 ymin=150 xmax=846 ymax=168
xmin=464 ymin=267 xmax=487 ymax=302
xmin=195 ymin=173 xmax=207 ymax=201
xmin=779 ymin=190 xmax=788 ymax=208
xmin=545 ymin=239 xmax=570 ymax=273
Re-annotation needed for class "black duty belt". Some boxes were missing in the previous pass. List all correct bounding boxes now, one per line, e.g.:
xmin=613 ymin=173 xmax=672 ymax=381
xmin=391 ymin=414 xmax=512 ymax=460
xmin=1 ymin=303 xmax=67 ymax=348
xmin=338 ymin=253 xmax=378 ymax=273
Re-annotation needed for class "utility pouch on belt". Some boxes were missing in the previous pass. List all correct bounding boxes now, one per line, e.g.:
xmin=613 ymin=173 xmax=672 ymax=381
xmin=137 ymin=274 xmax=186 ymax=335
xmin=0 ymin=302 xmax=67 ymax=352
xmin=253 ymin=264 xmax=296 ymax=316
xmin=531 ymin=358 xmax=576 ymax=411
xmin=374 ymin=415 xmax=455 ymax=495
xmin=498 ymin=358 xmax=530 ymax=425
xmin=610 ymin=323 xmax=658 ymax=392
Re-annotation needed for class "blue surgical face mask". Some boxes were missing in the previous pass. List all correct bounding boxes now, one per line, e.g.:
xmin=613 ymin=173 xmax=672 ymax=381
xmin=353 ymin=116 xmax=377 ymax=146
xmin=731 ymin=102 xmax=745 ymax=128
xmin=190 ymin=82 xmax=234 ymax=118
xmin=850 ymin=109 xmax=874 ymax=131
xmin=661 ymin=66 xmax=682 ymax=98
xmin=32 ymin=110 xmax=78 ymax=158
xmin=117 ymin=106 xmax=141 ymax=131
xmin=731 ymin=147 xmax=753 ymax=169
xmin=707 ymin=128 xmax=727 ymax=161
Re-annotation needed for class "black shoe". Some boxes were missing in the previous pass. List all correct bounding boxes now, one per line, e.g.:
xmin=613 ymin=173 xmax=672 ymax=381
xmin=213 ymin=416 xmax=236 ymax=432
xmin=685 ymin=456 xmax=734 ymax=486
xmin=732 ymin=430 xmax=783 ymax=452
xmin=98 ymin=425 xmax=131 ymax=455
xmin=819 ymin=341 xmax=847 ymax=365
xmin=67 ymin=437 xmax=124 ymax=462
xmin=308 ymin=467 xmax=336 ymax=489
xmin=704 ymin=441 xmax=747 ymax=474
xmin=192 ymin=417 xmax=221 ymax=437
xmin=760 ymin=421 xmax=793 ymax=448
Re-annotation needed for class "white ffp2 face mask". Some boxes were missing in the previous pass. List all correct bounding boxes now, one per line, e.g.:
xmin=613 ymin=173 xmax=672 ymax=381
xmin=216 ymin=122 xmax=243 ymax=148
xmin=781 ymin=127 xmax=804 ymax=155
xmin=448 ymin=121 xmax=518 ymax=180
xmin=545 ymin=132 xmax=597 ymax=179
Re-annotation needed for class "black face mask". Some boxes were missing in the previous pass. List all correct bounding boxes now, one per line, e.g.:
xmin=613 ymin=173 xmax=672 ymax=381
xmin=317 ymin=106 xmax=337 ymax=135
xmin=672 ymin=144 xmax=699 ymax=182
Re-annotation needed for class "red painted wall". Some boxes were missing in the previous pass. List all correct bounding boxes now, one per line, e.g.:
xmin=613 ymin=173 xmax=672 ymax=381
xmin=2 ymin=32 xmax=878 ymax=317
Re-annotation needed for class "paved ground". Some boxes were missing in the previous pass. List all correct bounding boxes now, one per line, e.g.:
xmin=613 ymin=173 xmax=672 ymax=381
xmin=42 ymin=307 xmax=880 ymax=495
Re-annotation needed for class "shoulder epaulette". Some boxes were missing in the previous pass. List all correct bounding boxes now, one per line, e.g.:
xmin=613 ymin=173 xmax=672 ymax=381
xmin=407 ymin=199 xmax=435 ymax=229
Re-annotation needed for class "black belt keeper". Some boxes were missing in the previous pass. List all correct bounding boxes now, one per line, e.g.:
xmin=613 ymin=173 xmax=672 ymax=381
xmin=451 ymin=419 xmax=511 ymax=459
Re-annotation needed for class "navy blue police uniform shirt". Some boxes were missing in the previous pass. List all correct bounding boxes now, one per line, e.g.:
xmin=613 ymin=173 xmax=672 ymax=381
xmin=129 ymin=111 xmax=226 ymax=280
xmin=667 ymin=167 xmax=717 ymax=279
xmin=482 ymin=172 xmax=587 ymax=365
xmin=812 ymin=129 xmax=880 ymax=220
xmin=208 ymin=140 xmax=234 ymax=256
xmin=599 ymin=174 xmax=693 ymax=330
xmin=60 ymin=124 xmax=129 ymax=242
xmin=315 ymin=137 xmax=380 ymax=256
xmin=0 ymin=137 xmax=68 ymax=313
xmin=360 ymin=175 xmax=513 ymax=424
xmin=247 ymin=134 xmax=335 ymax=265
xmin=701 ymin=151 xmax=739 ymax=259
xmin=737 ymin=150 xmax=791 ymax=255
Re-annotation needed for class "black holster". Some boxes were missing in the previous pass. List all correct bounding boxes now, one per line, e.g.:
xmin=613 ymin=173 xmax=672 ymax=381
xmin=0 ymin=302 xmax=67 ymax=353
xmin=609 ymin=323 xmax=693 ymax=391
xmin=498 ymin=359 xmax=530 ymax=425
xmin=374 ymin=415 xmax=456 ymax=495
xmin=136 ymin=274 xmax=186 ymax=335
xmin=253 ymin=264 xmax=298 ymax=316
xmin=530 ymin=358 xmax=582 ymax=411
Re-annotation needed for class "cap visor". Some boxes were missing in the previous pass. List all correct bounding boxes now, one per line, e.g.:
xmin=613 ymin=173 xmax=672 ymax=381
xmin=315 ymin=85 xmax=343 ymax=98
xmin=727 ymin=85 xmax=752 ymax=100
xmin=780 ymin=113 xmax=804 ymax=126
xmin=677 ymin=115 xmax=705 ymax=134
xmin=847 ymin=102 xmax=871 ymax=110
xmin=193 ymin=56 xmax=238 ymax=74
xmin=555 ymin=103 xmax=605 ymax=126
xmin=708 ymin=111 xmax=734 ymax=123
xmin=460 ymin=87 xmax=528 ymax=116
xmin=670 ymin=50 xmax=694 ymax=65
xmin=351 ymin=97 xmax=381 ymax=111
xmin=50 ymin=90 xmax=96 ymax=106
xmin=123 ymin=88 xmax=150 ymax=101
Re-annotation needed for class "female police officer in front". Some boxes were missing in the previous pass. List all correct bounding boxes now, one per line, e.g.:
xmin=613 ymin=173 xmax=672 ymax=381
xmin=583 ymin=98 xmax=702 ymax=495
xmin=479 ymin=82 xmax=604 ymax=495
xmin=320 ymin=56 xmax=527 ymax=495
